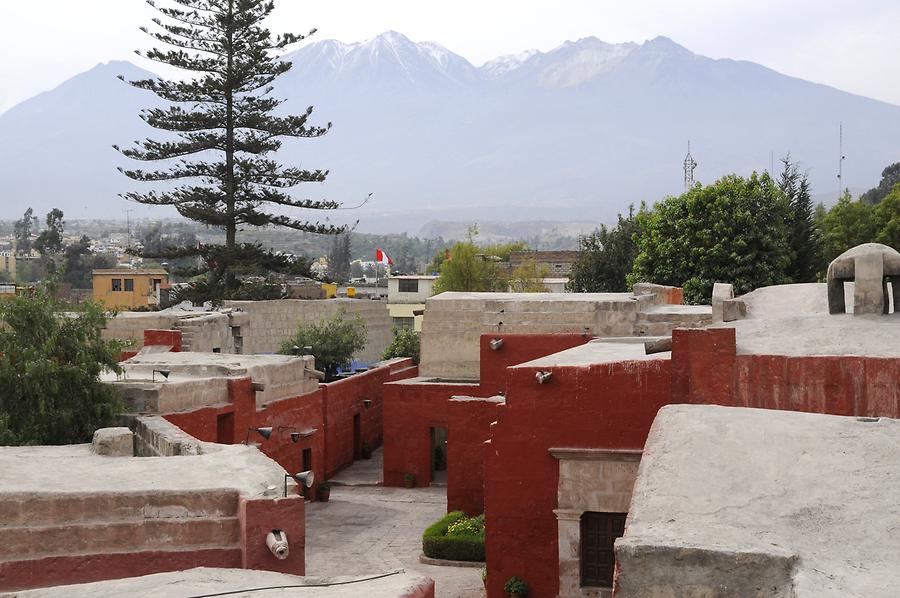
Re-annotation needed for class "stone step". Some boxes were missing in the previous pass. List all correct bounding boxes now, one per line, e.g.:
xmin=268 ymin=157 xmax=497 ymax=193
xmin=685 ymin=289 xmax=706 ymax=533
xmin=0 ymin=491 xmax=238 ymax=528
xmin=0 ymin=517 xmax=240 ymax=561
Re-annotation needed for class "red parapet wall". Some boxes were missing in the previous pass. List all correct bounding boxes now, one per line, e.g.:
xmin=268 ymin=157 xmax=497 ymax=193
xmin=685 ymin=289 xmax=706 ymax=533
xmin=478 ymin=333 xmax=592 ymax=395
xmin=143 ymin=329 xmax=182 ymax=352
xmin=0 ymin=548 xmax=241 ymax=592
xmin=484 ymin=358 xmax=673 ymax=598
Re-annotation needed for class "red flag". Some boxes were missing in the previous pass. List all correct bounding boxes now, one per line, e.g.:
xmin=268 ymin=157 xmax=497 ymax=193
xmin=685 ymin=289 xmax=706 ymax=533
xmin=376 ymin=248 xmax=393 ymax=266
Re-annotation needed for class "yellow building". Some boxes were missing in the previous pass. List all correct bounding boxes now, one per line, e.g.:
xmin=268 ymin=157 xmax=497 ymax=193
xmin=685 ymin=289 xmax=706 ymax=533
xmin=92 ymin=269 xmax=169 ymax=310
xmin=0 ymin=252 xmax=15 ymax=281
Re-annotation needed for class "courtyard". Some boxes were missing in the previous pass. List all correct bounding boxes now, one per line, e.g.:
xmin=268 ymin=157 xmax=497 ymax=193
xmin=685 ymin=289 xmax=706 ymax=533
xmin=306 ymin=450 xmax=484 ymax=598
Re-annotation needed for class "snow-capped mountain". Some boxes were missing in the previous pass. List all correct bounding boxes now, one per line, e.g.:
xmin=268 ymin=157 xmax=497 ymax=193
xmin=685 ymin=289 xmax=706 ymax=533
xmin=1 ymin=32 xmax=899 ymax=232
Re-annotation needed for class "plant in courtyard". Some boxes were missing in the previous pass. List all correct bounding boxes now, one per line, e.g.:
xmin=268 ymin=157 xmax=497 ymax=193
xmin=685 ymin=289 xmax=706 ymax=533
xmin=503 ymin=576 xmax=529 ymax=597
xmin=382 ymin=326 xmax=420 ymax=364
xmin=317 ymin=482 xmax=331 ymax=502
xmin=361 ymin=441 xmax=372 ymax=459
xmin=0 ymin=289 xmax=124 ymax=445
xmin=422 ymin=511 xmax=485 ymax=562
xmin=279 ymin=309 xmax=367 ymax=381
xmin=116 ymin=0 xmax=348 ymax=301
xmin=404 ymin=472 xmax=416 ymax=488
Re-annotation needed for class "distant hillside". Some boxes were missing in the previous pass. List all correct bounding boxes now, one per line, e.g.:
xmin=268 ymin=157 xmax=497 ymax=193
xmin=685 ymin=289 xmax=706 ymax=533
xmin=1 ymin=32 xmax=899 ymax=232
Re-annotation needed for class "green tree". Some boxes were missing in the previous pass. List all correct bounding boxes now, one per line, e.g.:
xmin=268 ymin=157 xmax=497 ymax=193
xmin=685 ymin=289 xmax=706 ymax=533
xmin=382 ymin=326 xmax=420 ymax=364
xmin=60 ymin=236 xmax=118 ymax=289
xmin=327 ymin=234 xmax=351 ymax=283
xmin=116 ymin=0 xmax=345 ymax=299
xmin=508 ymin=257 xmax=550 ymax=292
xmin=777 ymin=156 xmax=821 ymax=282
xmin=818 ymin=191 xmax=877 ymax=266
xmin=34 ymin=209 xmax=65 ymax=256
xmin=0 ymin=290 xmax=123 ymax=445
xmin=631 ymin=172 xmax=792 ymax=304
xmin=873 ymin=184 xmax=900 ymax=249
xmin=433 ymin=226 xmax=506 ymax=293
xmin=568 ymin=205 xmax=645 ymax=292
xmin=280 ymin=309 xmax=367 ymax=381
xmin=861 ymin=163 xmax=900 ymax=205
xmin=13 ymin=208 xmax=35 ymax=255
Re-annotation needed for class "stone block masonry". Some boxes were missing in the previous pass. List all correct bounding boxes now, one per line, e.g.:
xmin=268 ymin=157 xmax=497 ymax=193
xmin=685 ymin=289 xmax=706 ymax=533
xmin=224 ymin=298 xmax=392 ymax=363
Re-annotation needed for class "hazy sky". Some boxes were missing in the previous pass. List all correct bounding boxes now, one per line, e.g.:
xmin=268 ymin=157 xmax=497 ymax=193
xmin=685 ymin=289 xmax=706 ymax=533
xmin=1 ymin=0 xmax=899 ymax=114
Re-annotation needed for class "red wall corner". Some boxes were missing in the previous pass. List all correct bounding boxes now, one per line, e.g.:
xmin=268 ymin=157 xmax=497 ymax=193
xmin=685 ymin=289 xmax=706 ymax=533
xmin=238 ymin=496 xmax=305 ymax=575
xmin=143 ymin=329 xmax=182 ymax=352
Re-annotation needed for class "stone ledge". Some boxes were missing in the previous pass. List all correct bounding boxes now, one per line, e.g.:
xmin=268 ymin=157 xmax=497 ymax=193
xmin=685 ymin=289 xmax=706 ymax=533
xmin=550 ymin=448 xmax=642 ymax=462
xmin=418 ymin=554 xmax=484 ymax=568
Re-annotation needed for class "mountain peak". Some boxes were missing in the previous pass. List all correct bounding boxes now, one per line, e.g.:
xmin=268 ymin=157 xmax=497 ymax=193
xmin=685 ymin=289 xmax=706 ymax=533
xmin=640 ymin=35 xmax=692 ymax=54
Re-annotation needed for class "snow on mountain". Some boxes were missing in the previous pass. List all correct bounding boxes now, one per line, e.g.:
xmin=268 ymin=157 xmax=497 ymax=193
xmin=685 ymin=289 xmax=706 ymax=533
xmin=2 ymin=34 xmax=899 ymax=232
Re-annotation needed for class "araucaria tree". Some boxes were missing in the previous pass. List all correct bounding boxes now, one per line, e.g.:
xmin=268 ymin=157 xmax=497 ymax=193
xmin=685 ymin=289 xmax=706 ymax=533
xmin=116 ymin=0 xmax=344 ymax=296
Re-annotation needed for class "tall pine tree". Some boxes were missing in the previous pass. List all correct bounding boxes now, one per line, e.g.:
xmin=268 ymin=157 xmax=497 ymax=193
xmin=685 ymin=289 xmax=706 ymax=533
xmin=115 ymin=0 xmax=345 ymax=296
xmin=777 ymin=155 xmax=821 ymax=282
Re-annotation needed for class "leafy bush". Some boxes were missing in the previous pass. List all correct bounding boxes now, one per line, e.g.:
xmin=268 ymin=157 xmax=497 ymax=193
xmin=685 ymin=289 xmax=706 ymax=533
xmin=382 ymin=326 xmax=420 ymax=364
xmin=422 ymin=511 xmax=485 ymax=562
xmin=0 ymin=289 xmax=124 ymax=445
xmin=504 ymin=576 xmax=529 ymax=596
xmin=280 ymin=309 xmax=367 ymax=381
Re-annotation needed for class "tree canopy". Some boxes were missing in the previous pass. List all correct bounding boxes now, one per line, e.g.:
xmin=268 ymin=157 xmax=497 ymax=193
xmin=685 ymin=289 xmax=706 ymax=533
xmin=0 ymin=290 xmax=124 ymax=445
xmin=631 ymin=172 xmax=792 ymax=304
xmin=116 ymin=0 xmax=346 ymax=300
xmin=568 ymin=205 xmax=644 ymax=293
xmin=279 ymin=309 xmax=367 ymax=381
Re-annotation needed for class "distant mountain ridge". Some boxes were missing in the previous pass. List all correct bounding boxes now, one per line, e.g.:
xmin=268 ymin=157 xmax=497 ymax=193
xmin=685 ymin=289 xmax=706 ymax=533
xmin=1 ymin=31 xmax=898 ymax=233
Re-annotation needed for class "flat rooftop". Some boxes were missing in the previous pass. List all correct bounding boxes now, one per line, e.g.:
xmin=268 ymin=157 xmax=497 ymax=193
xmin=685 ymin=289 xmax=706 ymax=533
xmin=430 ymin=291 xmax=634 ymax=302
xmin=15 ymin=567 xmax=434 ymax=598
xmin=0 ymin=442 xmax=286 ymax=499
xmin=618 ymin=404 xmax=900 ymax=597
xmin=512 ymin=338 xmax=669 ymax=368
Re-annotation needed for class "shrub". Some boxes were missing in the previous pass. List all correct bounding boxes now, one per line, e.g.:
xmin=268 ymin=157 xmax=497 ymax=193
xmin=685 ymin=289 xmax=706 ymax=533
xmin=279 ymin=308 xmax=367 ymax=381
xmin=422 ymin=511 xmax=485 ymax=562
xmin=504 ymin=576 xmax=529 ymax=597
xmin=382 ymin=326 xmax=420 ymax=364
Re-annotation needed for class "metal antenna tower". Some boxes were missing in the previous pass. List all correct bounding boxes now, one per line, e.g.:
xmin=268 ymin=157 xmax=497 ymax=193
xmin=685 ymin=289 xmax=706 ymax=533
xmin=836 ymin=122 xmax=846 ymax=195
xmin=683 ymin=141 xmax=697 ymax=192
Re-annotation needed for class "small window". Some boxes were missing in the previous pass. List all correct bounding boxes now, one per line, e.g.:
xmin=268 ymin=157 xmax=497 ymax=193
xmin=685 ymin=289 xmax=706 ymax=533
xmin=392 ymin=317 xmax=414 ymax=330
xmin=581 ymin=512 xmax=626 ymax=588
xmin=152 ymin=278 xmax=162 ymax=290
xmin=111 ymin=279 xmax=122 ymax=292
xmin=124 ymin=279 xmax=135 ymax=292
xmin=398 ymin=279 xmax=419 ymax=293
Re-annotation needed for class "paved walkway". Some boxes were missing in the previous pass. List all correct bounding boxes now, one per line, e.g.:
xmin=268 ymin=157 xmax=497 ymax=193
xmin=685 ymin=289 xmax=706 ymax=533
xmin=307 ymin=452 xmax=484 ymax=598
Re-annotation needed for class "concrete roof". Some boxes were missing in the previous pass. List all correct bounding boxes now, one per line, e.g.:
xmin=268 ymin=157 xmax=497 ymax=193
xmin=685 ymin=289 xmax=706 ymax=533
xmin=722 ymin=313 xmax=900 ymax=357
xmin=430 ymin=291 xmax=634 ymax=302
xmin=620 ymin=405 xmax=900 ymax=597
xmin=15 ymin=567 xmax=434 ymax=597
xmin=0 ymin=442 xmax=287 ymax=499
xmin=104 ymin=352 xmax=313 ymax=384
xmin=512 ymin=338 xmax=669 ymax=368
xmin=92 ymin=269 xmax=169 ymax=275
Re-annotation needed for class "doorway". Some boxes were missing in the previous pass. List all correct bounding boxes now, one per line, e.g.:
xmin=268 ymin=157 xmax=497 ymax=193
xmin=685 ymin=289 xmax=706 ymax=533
xmin=216 ymin=412 xmax=234 ymax=444
xmin=430 ymin=426 xmax=448 ymax=486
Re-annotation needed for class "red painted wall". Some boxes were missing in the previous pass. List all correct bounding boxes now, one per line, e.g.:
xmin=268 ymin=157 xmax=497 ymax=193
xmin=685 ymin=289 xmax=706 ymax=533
xmin=383 ymin=380 xmax=481 ymax=487
xmin=143 ymin=329 xmax=182 ymax=352
xmin=483 ymin=358 xmax=673 ymax=598
xmin=672 ymin=328 xmax=900 ymax=417
xmin=478 ymin=333 xmax=592 ymax=396
xmin=447 ymin=398 xmax=502 ymax=515
xmin=239 ymin=496 xmax=305 ymax=575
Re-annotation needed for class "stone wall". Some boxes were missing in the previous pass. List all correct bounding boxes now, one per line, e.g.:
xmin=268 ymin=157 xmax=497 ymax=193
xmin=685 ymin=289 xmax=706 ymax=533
xmin=420 ymin=287 xmax=705 ymax=380
xmin=103 ymin=313 xmax=181 ymax=351
xmin=224 ymin=298 xmax=392 ymax=363
xmin=133 ymin=416 xmax=203 ymax=456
